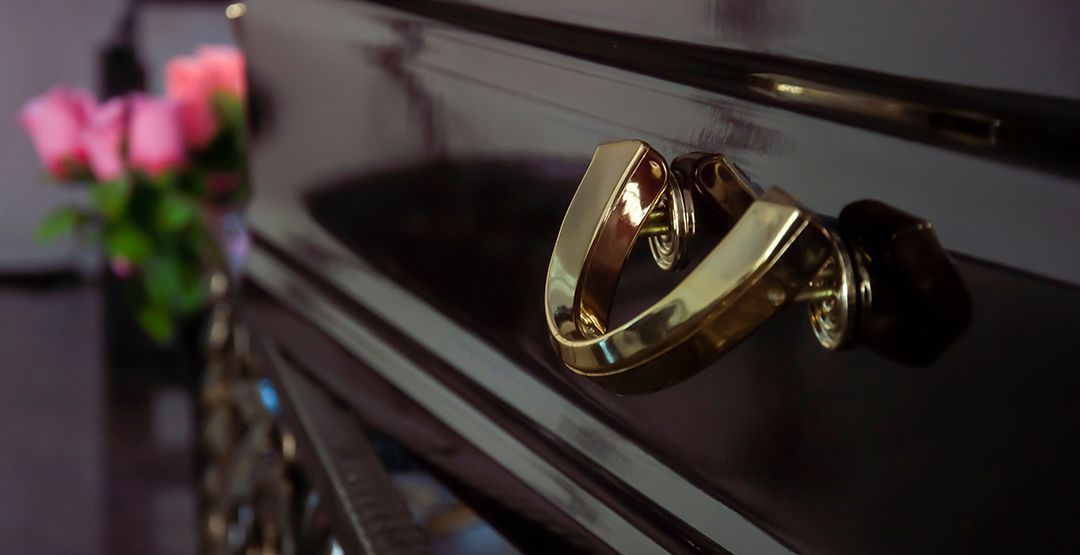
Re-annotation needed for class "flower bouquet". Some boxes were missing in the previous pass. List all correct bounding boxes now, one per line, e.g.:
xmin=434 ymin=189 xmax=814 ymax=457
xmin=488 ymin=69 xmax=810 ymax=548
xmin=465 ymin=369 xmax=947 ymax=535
xmin=18 ymin=45 xmax=248 ymax=342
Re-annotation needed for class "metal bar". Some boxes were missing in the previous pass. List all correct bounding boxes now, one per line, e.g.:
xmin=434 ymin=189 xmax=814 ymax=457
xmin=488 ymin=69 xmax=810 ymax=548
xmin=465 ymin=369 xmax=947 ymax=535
xmin=253 ymin=338 xmax=431 ymax=555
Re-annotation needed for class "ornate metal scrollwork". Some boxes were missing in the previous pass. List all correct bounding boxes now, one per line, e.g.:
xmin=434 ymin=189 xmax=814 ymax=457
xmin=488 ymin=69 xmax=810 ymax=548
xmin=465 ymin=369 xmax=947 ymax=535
xmin=199 ymin=304 xmax=339 ymax=555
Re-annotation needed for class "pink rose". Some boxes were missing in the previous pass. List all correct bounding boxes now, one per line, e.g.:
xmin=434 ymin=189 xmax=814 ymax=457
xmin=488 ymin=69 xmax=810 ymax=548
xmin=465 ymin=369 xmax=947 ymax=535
xmin=128 ymin=95 xmax=186 ymax=176
xmin=18 ymin=86 xmax=97 ymax=179
xmin=165 ymin=55 xmax=218 ymax=148
xmin=82 ymin=97 xmax=127 ymax=181
xmin=197 ymin=45 xmax=245 ymax=98
xmin=164 ymin=44 xmax=245 ymax=149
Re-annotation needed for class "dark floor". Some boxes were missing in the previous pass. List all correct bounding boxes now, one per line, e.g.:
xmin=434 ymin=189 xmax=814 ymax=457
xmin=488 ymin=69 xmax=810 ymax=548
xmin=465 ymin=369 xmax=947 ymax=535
xmin=0 ymin=283 xmax=197 ymax=555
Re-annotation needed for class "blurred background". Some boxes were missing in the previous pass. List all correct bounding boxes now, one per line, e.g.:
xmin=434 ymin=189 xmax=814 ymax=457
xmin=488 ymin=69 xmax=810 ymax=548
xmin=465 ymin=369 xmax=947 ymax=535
xmin=0 ymin=1 xmax=234 ymax=553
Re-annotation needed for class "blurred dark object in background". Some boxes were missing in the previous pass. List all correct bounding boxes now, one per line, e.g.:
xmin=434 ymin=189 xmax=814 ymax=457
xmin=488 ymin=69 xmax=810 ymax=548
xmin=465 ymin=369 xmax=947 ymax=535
xmin=99 ymin=3 xmax=146 ymax=99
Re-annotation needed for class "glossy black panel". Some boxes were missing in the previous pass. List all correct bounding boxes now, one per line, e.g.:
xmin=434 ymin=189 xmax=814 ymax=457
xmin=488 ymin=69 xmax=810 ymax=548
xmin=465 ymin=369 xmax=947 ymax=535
xmin=370 ymin=0 xmax=1080 ymax=179
xmin=240 ymin=0 xmax=1080 ymax=285
xmin=300 ymin=160 xmax=1080 ymax=553
xmin=442 ymin=0 xmax=1080 ymax=100
xmin=238 ymin=0 xmax=1080 ymax=552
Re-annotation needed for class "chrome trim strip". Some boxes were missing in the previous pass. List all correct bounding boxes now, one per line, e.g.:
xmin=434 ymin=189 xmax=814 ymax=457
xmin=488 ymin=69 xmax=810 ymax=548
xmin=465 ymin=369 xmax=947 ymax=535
xmin=248 ymin=249 xmax=669 ymax=555
xmin=366 ymin=0 xmax=1080 ymax=178
xmin=247 ymin=230 xmax=793 ymax=554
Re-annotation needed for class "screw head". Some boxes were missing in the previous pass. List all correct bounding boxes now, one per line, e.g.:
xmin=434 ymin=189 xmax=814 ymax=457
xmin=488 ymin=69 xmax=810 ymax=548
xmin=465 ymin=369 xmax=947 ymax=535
xmin=808 ymin=227 xmax=859 ymax=350
xmin=647 ymin=177 xmax=696 ymax=271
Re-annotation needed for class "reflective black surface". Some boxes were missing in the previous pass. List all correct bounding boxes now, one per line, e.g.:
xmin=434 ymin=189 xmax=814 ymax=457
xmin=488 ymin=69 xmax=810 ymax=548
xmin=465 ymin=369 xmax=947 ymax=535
xmin=300 ymin=160 xmax=1080 ymax=552
xmin=424 ymin=0 xmax=1080 ymax=101
xmin=237 ymin=0 xmax=1080 ymax=552
xmin=371 ymin=0 xmax=1080 ymax=178
xmin=242 ymin=289 xmax=627 ymax=554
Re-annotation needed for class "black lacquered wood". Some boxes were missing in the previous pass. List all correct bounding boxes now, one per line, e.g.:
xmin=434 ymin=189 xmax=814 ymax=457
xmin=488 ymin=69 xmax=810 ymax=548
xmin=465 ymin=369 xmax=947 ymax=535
xmin=237 ymin=0 xmax=1080 ymax=552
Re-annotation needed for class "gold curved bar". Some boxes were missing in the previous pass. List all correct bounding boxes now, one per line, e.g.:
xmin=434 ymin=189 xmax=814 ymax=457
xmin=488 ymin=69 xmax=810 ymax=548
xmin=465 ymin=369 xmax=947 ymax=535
xmin=545 ymin=140 xmax=833 ymax=393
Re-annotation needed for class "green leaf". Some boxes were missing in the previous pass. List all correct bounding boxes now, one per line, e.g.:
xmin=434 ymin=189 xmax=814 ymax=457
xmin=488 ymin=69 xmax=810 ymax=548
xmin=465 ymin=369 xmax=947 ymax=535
xmin=178 ymin=170 xmax=208 ymax=197
xmin=212 ymin=92 xmax=245 ymax=134
xmin=104 ymin=223 xmax=153 ymax=263
xmin=137 ymin=303 xmax=173 ymax=343
xmin=154 ymin=193 xmax=196 ymax=232
xmin=177 ymin=273 xmax=207 ymax=314
xmin=145 ymin=170 xmax=178 ymax=190
xmin=142 ymin=254 xmax=183 ymax=306
xmin=35 ymin=206 xmax=82 ymax=243
xmin=89 ymin=179 xmax=130 ymax=218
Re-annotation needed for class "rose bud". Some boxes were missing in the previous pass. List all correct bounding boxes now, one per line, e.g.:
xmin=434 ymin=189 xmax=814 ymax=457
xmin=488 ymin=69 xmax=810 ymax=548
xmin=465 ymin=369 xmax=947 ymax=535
xmin=18 ymin=86 xmax=96 ymax=179
xmin=82 ymin=97 xmax=127 ymax=182
xmin=165 ymin=55 xmax=218 ymax=148
xmin=197 ymin=45 xmax=246 ymax=98
xmin=128 ymin=95 xmax=186 ymax=177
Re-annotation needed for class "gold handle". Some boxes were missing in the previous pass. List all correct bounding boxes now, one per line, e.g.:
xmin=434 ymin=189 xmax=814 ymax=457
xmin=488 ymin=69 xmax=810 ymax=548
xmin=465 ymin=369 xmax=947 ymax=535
xmin=545 ymin=140 xmax=856 ymax=393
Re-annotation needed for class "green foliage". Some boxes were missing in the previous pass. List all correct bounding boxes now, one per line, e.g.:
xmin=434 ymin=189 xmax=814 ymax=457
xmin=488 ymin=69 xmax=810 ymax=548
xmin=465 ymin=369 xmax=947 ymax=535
xmin=138 ymin=303 xmax=173 ymax=342
xmin=143 ymin=254 xmax=183 ymax=305
xmin=190 ymin=93 xmax=247 ymax=174
xmin=104 ymin=222 xmax=153 ymax=263
xmin=177 ymin=170 xmax=208 ymax=197
xmin=213 ymin=93 xmax=245 ymax=138
xmin=146 ymin=170 xmax=179 ymax=190
xmin=35 ymin=206 xmax=83 ymax=243
xmin=98 ymin=175 xmax=218 ymax=343
xmin=154 ymin=193 xmax=196 ymax=232
xmin=177 ymin=274 xmax=207 ymax=313
xmin=89 ymin=179 xmax=130 ymax=218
